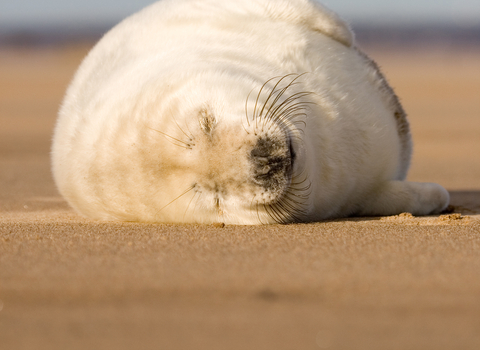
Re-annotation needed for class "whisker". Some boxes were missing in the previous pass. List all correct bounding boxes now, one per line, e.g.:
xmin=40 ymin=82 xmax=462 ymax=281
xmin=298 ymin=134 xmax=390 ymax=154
xmin=282 ymin=192 xmax=306 ymax=212
xmin=282 ymin=194 xmax=309 ymax=222
xmin=283 ymin=111 xmax=308 ymax=121
xmin=183 ymin=189 xmax=200 ymax=221
xmin=253 ymin=76 xmax=282 ymax=131
xmin=256 ymin=204 xmax=263 ymax=224
xmin=275 ymin=200 xmax=301 ymax=222
xmin=241 ymin=118 xmax=250 ymax=135
xmin=269 ymin=107 xmax=308 ymax=130
xmin=290 ymin=169 xmax=310 ymax=186
xmin=277 ymin=200 xmax=299 ymax=222
xmin=262 ymin=85 xmax=299 ymax=129
xmin=244 ymin=87 xmax=255 ymax=129
xmin=171 ymin=113 xmax=194 ymax=142
xmin=147 ymin=126 xmax=193 ymax=149
xmin=258 ymin=74 xmax=298 ymax=129
xmin=191 ymin=190 xmax=203 ymax=219
xmin=264 ymin=203 xmax=284 ymax=224
xmin=279 ymin=102 xmax=315 ymax=119
xmin=156 ymin=184 xmax=196 ymax=216
xmin=252 ymin=196 xmax=265 ymax=224
xmin=268 ymin=93 xmax=314 ymax=124
xmin=292 ymin=120 xmax=307 ymax=132
xmin=263 ymin=82 xmax=304 ymax=125
xmin=284 ymin=188 xmax=308 ymax=202
xmin=288 ymin=184 xmax=312 ymax=198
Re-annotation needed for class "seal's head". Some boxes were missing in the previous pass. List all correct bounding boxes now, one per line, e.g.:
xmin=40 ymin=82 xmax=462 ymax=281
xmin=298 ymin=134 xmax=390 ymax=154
xmin=143 ymin=73 xmax=311 ymax=224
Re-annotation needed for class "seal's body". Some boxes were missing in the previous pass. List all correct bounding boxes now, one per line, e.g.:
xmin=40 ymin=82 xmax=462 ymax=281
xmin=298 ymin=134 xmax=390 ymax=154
xmin=52 ymin=0 xmax=449 ymax=224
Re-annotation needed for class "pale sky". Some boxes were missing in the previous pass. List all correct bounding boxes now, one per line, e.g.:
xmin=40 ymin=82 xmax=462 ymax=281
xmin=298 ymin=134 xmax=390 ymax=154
xmin=1 ymin=0 xmax=479 ymax=28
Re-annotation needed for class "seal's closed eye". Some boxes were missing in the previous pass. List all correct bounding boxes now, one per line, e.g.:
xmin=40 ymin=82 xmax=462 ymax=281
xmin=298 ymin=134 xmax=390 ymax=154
xmin=199 ymin=108 xmax=216 ymax=138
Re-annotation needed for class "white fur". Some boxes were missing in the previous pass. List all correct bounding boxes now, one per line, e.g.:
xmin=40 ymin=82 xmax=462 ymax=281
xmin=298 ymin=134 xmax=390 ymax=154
xmin=52 ymin=0 xmax=449 ymax=224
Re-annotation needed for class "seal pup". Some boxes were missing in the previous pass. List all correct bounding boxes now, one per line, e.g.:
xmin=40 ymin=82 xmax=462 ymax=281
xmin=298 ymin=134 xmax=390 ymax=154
xmin=51 ymin=0 xmax=449 ymax=224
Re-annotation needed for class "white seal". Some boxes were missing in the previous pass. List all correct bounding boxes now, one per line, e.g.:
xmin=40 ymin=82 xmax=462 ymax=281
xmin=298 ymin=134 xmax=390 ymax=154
xmin=52 ymin=0 xmax=449 ymax=224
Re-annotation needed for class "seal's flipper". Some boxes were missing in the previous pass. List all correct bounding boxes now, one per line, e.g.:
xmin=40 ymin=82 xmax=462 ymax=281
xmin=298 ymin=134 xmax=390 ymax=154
xmin=357 ymin=181 xmax=450 ymax=217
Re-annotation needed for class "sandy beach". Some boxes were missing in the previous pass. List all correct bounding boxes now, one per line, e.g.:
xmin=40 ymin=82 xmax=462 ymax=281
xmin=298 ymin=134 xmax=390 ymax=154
xmin=1 ymin=44 xmax=479 ymax=349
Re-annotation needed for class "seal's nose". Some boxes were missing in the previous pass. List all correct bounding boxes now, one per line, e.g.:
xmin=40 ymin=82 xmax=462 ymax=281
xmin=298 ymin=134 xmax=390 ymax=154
xmin=250 ymin=137 xmax=291 ymax=192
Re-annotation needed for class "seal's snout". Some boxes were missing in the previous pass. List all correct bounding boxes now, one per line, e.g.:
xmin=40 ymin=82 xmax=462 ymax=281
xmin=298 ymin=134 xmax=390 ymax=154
xmin=250 ymin=136 xmax=292 ymax=200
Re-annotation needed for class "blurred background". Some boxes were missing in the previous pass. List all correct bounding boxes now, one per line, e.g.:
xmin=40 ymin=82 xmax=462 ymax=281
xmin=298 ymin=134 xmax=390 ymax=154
xmin=0 ymin=0 xmax=479 ymax=46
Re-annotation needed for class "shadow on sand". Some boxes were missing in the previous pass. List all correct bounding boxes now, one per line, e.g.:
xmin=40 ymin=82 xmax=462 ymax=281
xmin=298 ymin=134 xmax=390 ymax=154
xmin=449 ymin=190 xmax=480 ymax=215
